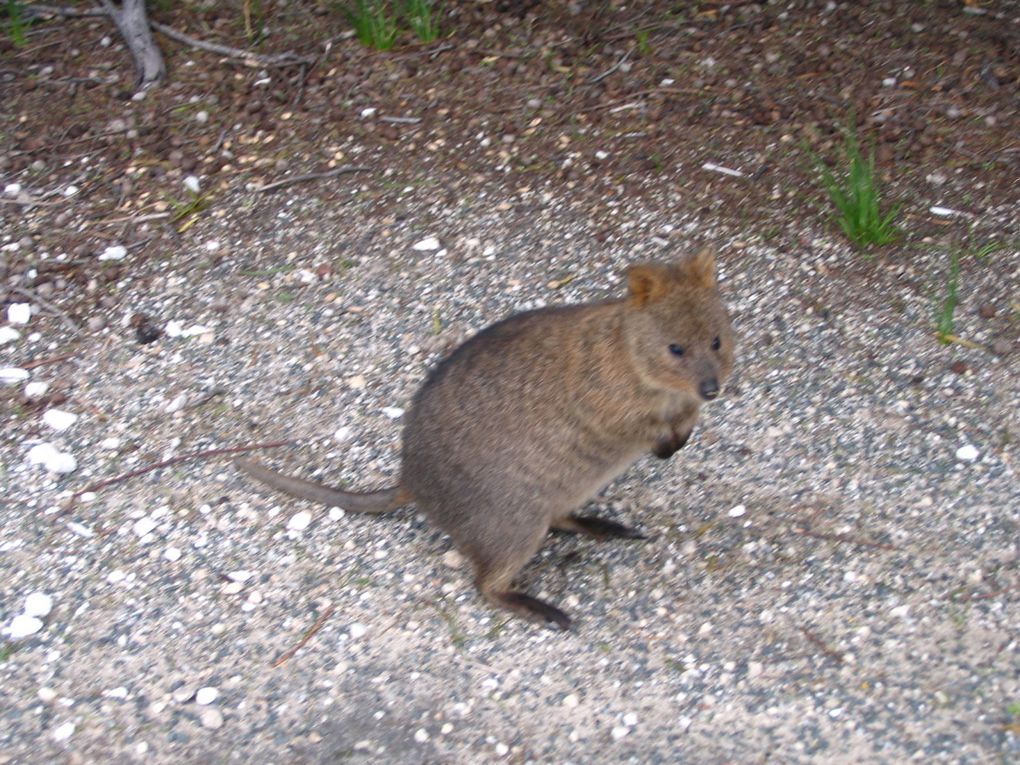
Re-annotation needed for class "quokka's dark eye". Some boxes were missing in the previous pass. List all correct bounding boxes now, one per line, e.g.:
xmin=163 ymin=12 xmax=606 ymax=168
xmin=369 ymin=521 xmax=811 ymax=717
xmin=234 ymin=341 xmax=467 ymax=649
xmin=669 ymin=343 xmax=685 ymax=357
xmin=712 ymin=336 xmax=721 ymax=351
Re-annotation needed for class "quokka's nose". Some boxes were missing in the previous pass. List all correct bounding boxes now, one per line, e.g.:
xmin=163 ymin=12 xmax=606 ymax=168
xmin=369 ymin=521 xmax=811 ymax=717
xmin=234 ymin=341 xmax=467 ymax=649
xmin=699 ymin=378 xmax=720 ymax=401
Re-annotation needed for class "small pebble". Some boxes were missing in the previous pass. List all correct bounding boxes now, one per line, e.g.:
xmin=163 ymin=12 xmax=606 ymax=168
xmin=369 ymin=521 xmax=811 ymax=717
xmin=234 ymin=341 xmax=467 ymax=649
xmin=441 ymin=550 xmax=464 ymax=569
xmin=7 ymin=302 xmax=31 ymax=324
xmin=955 ymin=444 xmax=979 ymax=462
xmin=7 ymin=614 xmax=43 ymax=639
xmin=0 ymin=367 xmax=29 ymax=384
xmin=977 ymin=304 xmax=996 ymax=319
xmin=183 ymin=175 xmax=201 ymax=194
xmin=381 ymin=406 xmax=404 ymax=419
xmin=287 ymin=511 xmax=312 ymax=532
xmin=991 ymin=339 xmax=1012 ymax=356
xmin=563 ymin=693 xmax=579 ymax=708
xmin=200 ymin=708 xmax=224 ymax=729
xmin=727 ymin=504 xmax=746 ymax=518
xmin=133 ymin=517 xmax=157 ymax=537
xmin=38 ymin=687 xmax=57 ymax=703
xmin=0 ymin=326 xmax=20 ymax=344
xmin=42 ymin=409 xmax=78 ymax=432
xmin=99 ymin=245 xmax=127 ymax=261
xmin=25 ymin=381 xmax=49 ymax=399
xmin=414 ymin=729 xmax=429 ymax=743
xmin=87 ymin=316 xmax=106 ymax=332
xmin=412 ymin=237 xmax=441 ymax=252
xmin=949 ymin=361 xmax=968 ymax=375
xmin=195 ymin=687 xmax=219 ymax=705
xmin=52 ymin=722 xmax=75 ymax=742
xmin=349 ymin=622 xmax=368 ymax=639
xmin=611 ymin=725 xmax=630 ymax=740
xmin=26 ymin=443 xmax=76 ymax=474
xmin=164 ymin=546 xmax=182 ymax=562
xmin=172 ymin=686 xmax=196 ymax=703
xmin=24 ymin=592 xmax=53 ymax=618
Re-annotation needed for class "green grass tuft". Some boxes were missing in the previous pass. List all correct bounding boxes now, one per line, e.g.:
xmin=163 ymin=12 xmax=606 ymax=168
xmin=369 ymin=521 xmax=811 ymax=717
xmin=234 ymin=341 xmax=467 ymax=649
xmin=810 ymin=123 xmax=901 ymax=250
xmin=403 ymin=0 xmax=440 ymax=43
xmin=935 ymin=249 xmax=961 ymax=345
xmin=4 ymin=0 xmax=27 ymax=47
xmin=345 ymin=0 xmax=400 ymax=50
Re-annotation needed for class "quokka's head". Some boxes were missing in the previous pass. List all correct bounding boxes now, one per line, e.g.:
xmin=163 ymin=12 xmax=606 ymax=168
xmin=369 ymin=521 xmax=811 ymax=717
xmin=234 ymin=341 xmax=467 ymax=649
xmin=623 ymin=249 xmax=736 ymax=402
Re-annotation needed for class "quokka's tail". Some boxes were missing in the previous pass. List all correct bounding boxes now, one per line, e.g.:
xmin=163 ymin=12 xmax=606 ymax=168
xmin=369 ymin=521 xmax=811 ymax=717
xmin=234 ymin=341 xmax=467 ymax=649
xmin=235 ymin=459 xmax=411 ymax=514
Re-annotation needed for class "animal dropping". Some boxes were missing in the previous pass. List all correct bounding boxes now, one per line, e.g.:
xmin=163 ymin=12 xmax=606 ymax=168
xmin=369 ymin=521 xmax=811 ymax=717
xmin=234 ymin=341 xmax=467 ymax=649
xmin=238 ymin=249 xmax=736 ymax=630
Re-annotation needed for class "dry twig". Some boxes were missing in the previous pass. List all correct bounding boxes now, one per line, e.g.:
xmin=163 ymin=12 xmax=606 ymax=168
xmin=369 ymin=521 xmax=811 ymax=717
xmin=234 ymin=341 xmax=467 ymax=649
xmin=793 ymin=527 xmax=895 ymax=551
xmin=272 ymin=607 xmax=335 ymax=667
xmin=64 ymin=439 xmax=295 ymax=510
xmin=799 ymin=626 xmax=845 ymax=664
xmin=253 ymin=165 xmax=371 ymax=194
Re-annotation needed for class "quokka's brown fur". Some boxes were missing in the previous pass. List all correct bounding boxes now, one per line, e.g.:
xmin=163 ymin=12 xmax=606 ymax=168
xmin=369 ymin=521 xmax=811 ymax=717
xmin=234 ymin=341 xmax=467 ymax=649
xmin=238 ymin=248 xmax=735 ymax=629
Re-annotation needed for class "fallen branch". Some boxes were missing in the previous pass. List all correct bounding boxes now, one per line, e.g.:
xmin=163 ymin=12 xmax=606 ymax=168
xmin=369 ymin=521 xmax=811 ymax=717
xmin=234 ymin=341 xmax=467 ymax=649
xmin=9 ymin=286 xmax=82 ymax=333
xmin=793 ymin=526 xmax=895 ymax=551
xmin=21 ymin=352 xmax=77 ymax=370
xmin=63 ymin=439 xmax=295 ymax=511
xmin=253 ymin=165 xmax=371 ymax=194
xmin=590 ymin=46 xmax=633 ymax=84
xmin=150 ymin=20 xmax=314 ymax=69
xmin=272 ymin=606 xmax=335 ymax=667
xmin=799 ymin=626 xmax=845 ymax=664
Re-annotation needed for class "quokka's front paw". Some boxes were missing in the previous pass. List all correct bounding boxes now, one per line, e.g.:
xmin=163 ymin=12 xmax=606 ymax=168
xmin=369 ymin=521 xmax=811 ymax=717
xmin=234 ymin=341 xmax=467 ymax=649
xmin=652 ymin=428 xmax=691 ymax=459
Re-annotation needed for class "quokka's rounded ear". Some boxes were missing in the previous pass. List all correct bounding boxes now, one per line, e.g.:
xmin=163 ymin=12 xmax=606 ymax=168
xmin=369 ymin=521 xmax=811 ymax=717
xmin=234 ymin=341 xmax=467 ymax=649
xmin=626 ymin=263 xmax=673 ymax=306
xmin=682 ymin=247 xmax=717 ymax=288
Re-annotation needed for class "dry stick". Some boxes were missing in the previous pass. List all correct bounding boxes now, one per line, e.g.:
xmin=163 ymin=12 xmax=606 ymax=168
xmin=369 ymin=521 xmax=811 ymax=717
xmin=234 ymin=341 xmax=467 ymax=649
xmin=272 ymin=606 xmax=335 ymax=668
xmin=793 ymin=526 xmax=895 ymax=551
xmin=64 ymin=439 xmax=295 ymax=510
xmin=21 ymin=352 xmax=77 ymax=370
xmin=799 ymin=626 xmax=845 ymax=664
xmin=590 ymin=46 xmax=633 ymax=84
xmin=9 ymin=286 xmax=82 ymax=333
xmin=253 ymin=165 xmax=371 ymax=194
xmin=150 ymin=20 xmax=313 ymax=68
xmin=26 ymin=4 xmax=311 ymax=70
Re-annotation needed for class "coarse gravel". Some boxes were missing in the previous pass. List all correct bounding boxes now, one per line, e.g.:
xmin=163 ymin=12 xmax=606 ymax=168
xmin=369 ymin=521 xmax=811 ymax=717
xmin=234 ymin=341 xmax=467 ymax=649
xmin=1 ymin=178 xmax=1018 ymax=763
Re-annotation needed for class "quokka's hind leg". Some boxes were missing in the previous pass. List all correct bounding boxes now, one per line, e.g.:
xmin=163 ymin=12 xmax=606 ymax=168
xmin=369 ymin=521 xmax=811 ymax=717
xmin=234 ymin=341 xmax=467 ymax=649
xmin=467 ymin=524 xmax=572 ymax=631
xmin=553 ymin=514 xmax=646 ymax=541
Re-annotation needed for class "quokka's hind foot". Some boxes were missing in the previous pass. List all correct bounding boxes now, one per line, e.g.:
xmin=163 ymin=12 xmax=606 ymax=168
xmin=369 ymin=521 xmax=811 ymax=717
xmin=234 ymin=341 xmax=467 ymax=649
xmin=554 ymin=514 xmax=646 ymax=541
xmin=487 ymin=590 xmax=572 ymax=631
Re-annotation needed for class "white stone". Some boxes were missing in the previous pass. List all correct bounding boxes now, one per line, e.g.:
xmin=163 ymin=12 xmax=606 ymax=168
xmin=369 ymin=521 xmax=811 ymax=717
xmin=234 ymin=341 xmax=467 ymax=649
xmin=287 ymin=511 xmax=312 ymax=532
xmin=100 ymin=437 xmax=121 ymax=450
xmin=622 ymin=712 xmax=638 ymax=726
xmin=26 ymin=443 xmax=76 ymax=474
xmin=346 ymin=375 xmax=366 ymax=389
xmin=381 ymin=406 xmax=404 ymax=419
xmin=611 ymin=725 xmax=630 ymax=740
xmin=133 ymin=517 xmax=157 ymax=537
xmin=334 ymin=425 xmax=353 ymax=442
xmin=4 ymin=182 xmax=22 ymax=196
xmin=98 ymin=245 xmax=127 ymax=261
xmin=890 ymin=604 xmax=910 ymax=619
xmin=64 ymin=185 xmax=79 ymax=197
xmin=7 ymin=614 xmax=43 ymax=639
xmin=328 ymin=507 xmax=345 ymax=521
xmin=563 ymin=693 xmax=579 ymax=708
xmin=349 ymin=622 xmax=367 ymax=639
xmin=441 ymin=550 xmax=464 ymax=569
xmin=7 ymin=302 xmax=31 ymax=324
xmin=164 ymin=546 xmax=182 ymax=562
xmin=183 ymin=175 xmax=201 ymax=194
xmin=412 ymin=237 xmax=441 ymax=252
xmin=25 ymin=381 xmax=49 ymax=399
xmin=24 ymin=592 xmax=53 ymax=617
xmin=52 ymin=722 xmax=75 ymax=742
xmin=227 ymin=570 xmax=253 ymax=582
xmin=360 ymin=107 xmax=377 ymax=118
xmin=38 ymin=687 xmax=57 ymax=703
xmin=196 ymin=686 xmax=219 ymax=705
xmin=195 ymin=110 xmax=209 ymax=124
xmin=104 ymin=686 xmax=128 ymax=699
xmin=727 ymin=504 xmax=746 ymax=518
xmin=495 ymin=743 xmax=509 ymax=756
xmin=107 ymin=569 xmax=126 ymax=584
xmin=42 ymin=409 xmax=78 ymax=432
xmin=0 ymin=367 xmax=29 ymax=384
xmin=955 ymin=444 xmax=979 ymax=462
xmin=200 ymin=707 xmax=223 ymax=729
xmin=0 ymin=326 xmax=20 ymax=344
xmin=414 ymin=728 xmax=429 ymax=743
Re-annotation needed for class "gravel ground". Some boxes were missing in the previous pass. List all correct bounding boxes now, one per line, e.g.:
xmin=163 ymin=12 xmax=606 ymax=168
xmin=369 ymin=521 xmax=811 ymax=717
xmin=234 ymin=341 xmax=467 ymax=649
xmin=2 ymin=2 xmax=1020 ymax=763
